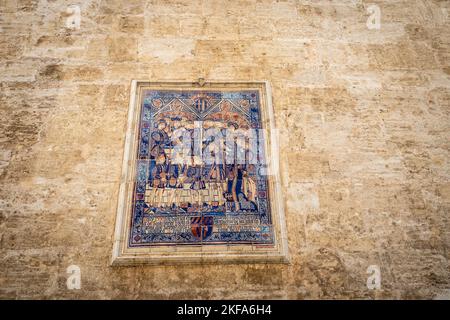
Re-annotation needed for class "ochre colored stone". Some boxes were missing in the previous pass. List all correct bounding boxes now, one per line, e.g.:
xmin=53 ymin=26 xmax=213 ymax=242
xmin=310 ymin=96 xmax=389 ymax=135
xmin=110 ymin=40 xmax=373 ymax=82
xmin=0 ymin=0 xmax=449 ymax=299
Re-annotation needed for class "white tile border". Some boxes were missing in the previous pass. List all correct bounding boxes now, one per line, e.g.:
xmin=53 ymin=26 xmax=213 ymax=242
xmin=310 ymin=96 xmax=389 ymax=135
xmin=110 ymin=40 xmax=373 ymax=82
xmin=111 ymin=80 xmax=290 ymax=266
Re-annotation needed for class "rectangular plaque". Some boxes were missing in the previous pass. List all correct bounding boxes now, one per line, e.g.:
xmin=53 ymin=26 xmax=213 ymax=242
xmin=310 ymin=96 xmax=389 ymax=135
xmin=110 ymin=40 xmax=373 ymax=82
xmin=111 ymin=81 xmax=289 ymax=265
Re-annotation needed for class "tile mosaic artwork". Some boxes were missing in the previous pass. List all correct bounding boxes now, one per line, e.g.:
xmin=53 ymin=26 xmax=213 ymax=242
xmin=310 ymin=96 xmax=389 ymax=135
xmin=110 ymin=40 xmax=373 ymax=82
xmin=129 ymin=89 xmax=274 ymax=246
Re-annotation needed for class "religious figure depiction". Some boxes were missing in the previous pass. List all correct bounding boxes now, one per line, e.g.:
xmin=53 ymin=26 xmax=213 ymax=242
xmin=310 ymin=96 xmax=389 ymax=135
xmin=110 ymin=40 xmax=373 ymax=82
xmin=130 ymin=90 xmax=273 ymax=246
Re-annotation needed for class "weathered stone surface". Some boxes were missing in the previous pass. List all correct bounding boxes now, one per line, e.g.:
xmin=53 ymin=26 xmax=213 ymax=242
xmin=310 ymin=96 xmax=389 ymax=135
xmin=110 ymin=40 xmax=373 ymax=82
xmin=0 ymin=0 xmax=449 ymax=299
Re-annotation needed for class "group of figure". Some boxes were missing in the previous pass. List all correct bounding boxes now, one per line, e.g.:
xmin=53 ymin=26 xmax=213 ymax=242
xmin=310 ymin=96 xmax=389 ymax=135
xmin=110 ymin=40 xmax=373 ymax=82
xmin=144 ymin=117 xmax=258 ymax=213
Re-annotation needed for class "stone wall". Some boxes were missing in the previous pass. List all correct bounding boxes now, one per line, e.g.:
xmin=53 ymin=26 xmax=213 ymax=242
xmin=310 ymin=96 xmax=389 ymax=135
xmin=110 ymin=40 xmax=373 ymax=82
xmin=0 ymin=0 xmax=449 ymax=299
